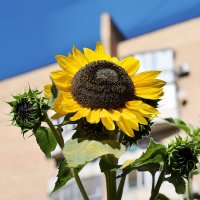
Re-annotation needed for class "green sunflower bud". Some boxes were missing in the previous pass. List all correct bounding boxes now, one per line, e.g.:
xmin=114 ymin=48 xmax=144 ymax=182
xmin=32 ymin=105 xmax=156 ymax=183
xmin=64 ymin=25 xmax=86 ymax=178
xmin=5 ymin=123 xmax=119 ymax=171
xmin=167 ymin=137 xmax=200 ymax=178
xmin=8 ymin=88 xmax=46 ymax=134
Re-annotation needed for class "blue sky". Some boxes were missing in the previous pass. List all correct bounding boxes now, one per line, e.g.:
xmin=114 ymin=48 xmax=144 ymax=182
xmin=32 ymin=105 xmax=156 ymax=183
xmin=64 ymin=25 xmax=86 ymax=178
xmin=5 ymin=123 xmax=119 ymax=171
xmin=1 ymin=0 xmax=200 ymax=80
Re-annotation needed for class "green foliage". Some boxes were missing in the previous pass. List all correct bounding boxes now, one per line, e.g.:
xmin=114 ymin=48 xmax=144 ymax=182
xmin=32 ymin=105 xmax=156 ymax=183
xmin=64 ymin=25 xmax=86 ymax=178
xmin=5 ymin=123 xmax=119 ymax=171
xmin=121 ymin=139 xmax=166 ymax=176
xmin=192 ymin=128 xmax=200 ymax=142
xmin=63 ymin=139 xmax=125 ymax=168
xmin=72 ymin=118 xmax=117 ymax=141
xmin=165 ymin=118 xmax=200 ymax=143
xmin=165 ymin=118 xmax=191 ymax=135
xmin=99 ymin=156 xmax=119 ymax=172
xmin=192 ymin=164 xmax=200 ymax=176
xmin=8 ymin=88 xmax=46 ymax=134
xmin=167 ymin=136 xmax=200 ymax=178
xmin=47 ymin=80 xmax=58 ymax=107
xmin=53 ymin=159 xmax=83 ymax=192
xmin=35 ymin=127 xmax=57 ymax=158
xmin=120 ymin=119 xmax=153 ymax=146
xmin=165 ymin=175 xmax=186 ymax=194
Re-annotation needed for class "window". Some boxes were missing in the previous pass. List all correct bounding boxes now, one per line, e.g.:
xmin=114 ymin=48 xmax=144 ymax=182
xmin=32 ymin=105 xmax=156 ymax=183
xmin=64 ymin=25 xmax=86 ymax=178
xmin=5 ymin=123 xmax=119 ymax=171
xmin=134 ymin=49 xmax=179 ymax=119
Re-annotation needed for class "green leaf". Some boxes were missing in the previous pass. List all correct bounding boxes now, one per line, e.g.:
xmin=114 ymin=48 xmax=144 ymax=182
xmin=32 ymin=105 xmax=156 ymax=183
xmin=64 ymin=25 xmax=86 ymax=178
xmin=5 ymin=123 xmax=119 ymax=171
xmin=165 ymin=175 xmax=186 ymax=194
xmin=35 ymin=127 xmax=57 ymax=158
xmin=48 ymin=80 xmax=58 ymax=107
xmin=165 ymin=118 xmax=191 ymax=135
xmin=121 ymin=139 xmax=166 ymax=176
xmin=63 ymin=139 xmax=125 ymax=168
xmin=53 ymin=159 xmax=83 ymax=192
xmin=192 ymin=164 xmax=200 ymax=175
xmin=135 ymin=161 xmax=161 ymax=174
xmin=156 ymin=193 xmax=170 ymax=200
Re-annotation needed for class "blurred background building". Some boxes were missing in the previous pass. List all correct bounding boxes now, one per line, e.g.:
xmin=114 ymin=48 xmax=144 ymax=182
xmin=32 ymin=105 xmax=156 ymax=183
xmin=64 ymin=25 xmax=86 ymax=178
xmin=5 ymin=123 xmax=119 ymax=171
xmin=1 ymin=1 xmax=200 ymax=200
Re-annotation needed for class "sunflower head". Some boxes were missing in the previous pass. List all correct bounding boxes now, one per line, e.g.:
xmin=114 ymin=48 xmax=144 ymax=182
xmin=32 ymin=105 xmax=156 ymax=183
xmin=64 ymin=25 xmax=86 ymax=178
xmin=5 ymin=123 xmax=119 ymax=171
xmin=45 ymin=42 xmax=165 ymax=138
xmin=8 ymin=89 xmax=45 ymax=134
xmin=167 ymin=137 xmax=200 ymax=178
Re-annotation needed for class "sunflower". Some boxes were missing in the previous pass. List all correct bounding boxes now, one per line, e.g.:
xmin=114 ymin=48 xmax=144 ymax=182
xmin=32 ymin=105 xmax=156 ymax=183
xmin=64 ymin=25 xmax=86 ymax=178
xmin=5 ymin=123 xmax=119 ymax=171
xmin=44 ymin=42 xmax=165 ymax=137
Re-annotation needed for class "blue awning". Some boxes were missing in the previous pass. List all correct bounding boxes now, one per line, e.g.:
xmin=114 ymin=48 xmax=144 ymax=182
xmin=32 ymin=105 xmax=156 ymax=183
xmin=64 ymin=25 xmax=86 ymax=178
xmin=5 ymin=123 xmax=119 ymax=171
xmin=1 ymin=0 xmax=200 ymax=80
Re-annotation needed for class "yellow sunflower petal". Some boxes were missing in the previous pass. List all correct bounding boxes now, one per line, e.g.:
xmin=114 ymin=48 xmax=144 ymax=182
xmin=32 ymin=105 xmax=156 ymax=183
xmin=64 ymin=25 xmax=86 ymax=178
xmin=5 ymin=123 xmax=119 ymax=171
xmin=51 ymin=92 xmax=81 ymax=114
xmin=83 ymin=48 xmax=97 ymax=62
xmin=95 ymin=41 xmax=111 ymax=60
xmin=132 ymin=71 xmax=161 ymax=82
xmin=51 ymin=70 xmax=72 ymax=83
xmin=120 ymin=108 xmax=136 ymax=121
xmin=44 ymin=84 xmax=52 ymax=98
xmin=137 ymin=103 xmax=160 ymax=115
xmin=51 ymin=93 xmax=63 ymax=109
xmin=101 ymin=117 xmax=115 ymax=131
xmin=100 ymin=109 xmax=109 ymax=118
xmin=134 ymin=79 xmax=166 ymax=87
xmin=56 ymin=55 xmax=79 ymax=76
xmin=116 ymin=118 xmax=134 ymax=137
xmin=62 ymin=103 xmax=82 ymax=113
xmin=119 ymin=56 xmax=140 ymax=76
xmin=135 ymin=89 xmax=164 ymax=100
xmin=67 ymin=53 xmax=83 ymax=69
xmin=86 ymin=109 xmax=101 ymax=124
xmin=128 ymin=119 xmax=139 ymax=131
xmin=70 ymin=108 xmax=90 ymax=121
xmin=126 ymin=100 xmax=159 ymax=115
xmin=51 ymin=70 xmax=72 ymax=92
xmin=54 ymin=83 xmax=71 ymax=92
xmin=108 ymin=109 xmax=121 ymax=121
xmin=72 ymin=46 xmax=89 ymax=66
xmin=132 ymin=111 xmax=148 ymax=125
xmin=100 ymin=109 xmax=120 ymax=121
xmin=120 ymin=107 xmax=148 ymax=126
xmin=110 ymin=57 xmax=119 ymax=64
xmin=51 ymin=112 xmax=65 ymax=120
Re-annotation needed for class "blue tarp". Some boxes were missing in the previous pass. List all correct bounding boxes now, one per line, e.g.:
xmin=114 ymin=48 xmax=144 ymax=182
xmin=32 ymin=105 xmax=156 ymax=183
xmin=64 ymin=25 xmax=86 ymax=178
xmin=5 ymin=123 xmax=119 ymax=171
xmin=1 ymin=0 xmax=200 ymax=80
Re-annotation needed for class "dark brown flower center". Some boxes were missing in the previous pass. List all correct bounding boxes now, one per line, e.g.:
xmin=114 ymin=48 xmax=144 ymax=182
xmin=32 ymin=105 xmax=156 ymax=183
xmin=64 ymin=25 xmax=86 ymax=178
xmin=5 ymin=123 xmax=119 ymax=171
xmin=71 ymin=60 xmax=135 ymax=109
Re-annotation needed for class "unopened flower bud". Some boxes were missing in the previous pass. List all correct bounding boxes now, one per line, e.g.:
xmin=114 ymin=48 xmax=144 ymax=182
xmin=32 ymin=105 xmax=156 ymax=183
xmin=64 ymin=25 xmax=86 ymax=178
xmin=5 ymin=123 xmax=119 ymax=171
xmin=168 ymin=137 xmax=200 ymax=178
xmin=8 ymin=89 xmax=45 ymax=134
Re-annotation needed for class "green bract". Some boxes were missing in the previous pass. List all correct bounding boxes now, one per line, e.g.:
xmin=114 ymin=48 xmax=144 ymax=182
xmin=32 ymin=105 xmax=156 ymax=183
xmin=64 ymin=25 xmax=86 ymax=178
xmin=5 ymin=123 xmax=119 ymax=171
xmin=167 ymin=137 xmax=200 ymax=178
xmin=8 ymin=88 xmax=46 ymax=134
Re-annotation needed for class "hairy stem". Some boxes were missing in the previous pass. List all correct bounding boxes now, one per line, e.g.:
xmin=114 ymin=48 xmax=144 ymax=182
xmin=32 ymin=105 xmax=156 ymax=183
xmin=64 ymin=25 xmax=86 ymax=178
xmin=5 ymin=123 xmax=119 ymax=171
xmin=188 ymin=172 xmax=193 ymax=200
xmin=72 ymin=168 xmax=89 ymax=200
xmin=150 ymin=163 xmax=167 ymax=200
xmin=44 ymin=112 xmax=89 ymax=200
xmin=44 ymin=111 xmax=64 ymax=148
xmin=104 ymin=156 xmax=117 ymax=200
xmin=116 ymin=176 xmax=126 ymax=200
xmin=105 ymin=171 xmax=117 ymax=200
xmin=151 ymin=173 xmax=155 ymax=195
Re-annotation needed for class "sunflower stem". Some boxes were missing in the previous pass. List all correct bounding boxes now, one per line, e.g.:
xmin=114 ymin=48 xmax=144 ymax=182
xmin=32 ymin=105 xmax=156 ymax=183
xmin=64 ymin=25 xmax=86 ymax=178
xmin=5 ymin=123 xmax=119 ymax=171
xmin=105 ymin=170 xmax=117 ymax=200
xmin=44 ymin=112 xmax=89 ymax=200
xmin=150 ymin=162 xmax=167 ymax=200
xmin=116 ymin=176 xmax=126 ymax=200
xmin=151 ymin=173 xmax=156 ymax=195
xmin=72 ymin=168 xmax=89 ymax=200
xmin=44 ymin=111 xmax=64 ymax=148
xmin=104 ymin=156 xmax=117 ymax=200
xmin=188 ymin=172 xmax=193 ymax=200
